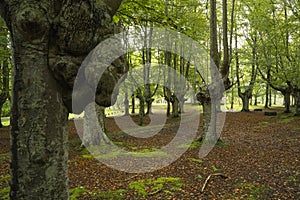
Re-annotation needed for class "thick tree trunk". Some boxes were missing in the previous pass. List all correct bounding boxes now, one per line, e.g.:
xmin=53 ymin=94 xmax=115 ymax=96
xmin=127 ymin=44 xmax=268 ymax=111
xmin=179 ymin=98 xmax=185 ymax=114
xmin=10 ymin=41 xmax=69 ymax=199
xmin=83 ymin=104 xmax=110 ymax=146
xmin=171 ymin=96 xmax=179 ymax=118
xmin=294 ymin=89 xmax=300 ymax=116
xmin=166 ymin=99 xmax=171 ymax=117
xmin=241 ymin=94 xmax=250 ymax=112
xmin=2 ymin=1 xmax=124 ymax=199
xmin=201 ymin=100 xmax=218 ymax=143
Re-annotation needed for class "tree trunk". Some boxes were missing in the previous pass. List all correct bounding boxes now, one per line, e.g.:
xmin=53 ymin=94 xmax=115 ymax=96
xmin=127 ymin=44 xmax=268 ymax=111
xmin=136 ymin=89 xmax=145 ymax=126
xmin=283 ymin=91 xmax=291 ymax=113
xmin=294 ymin=89 xmax=300 ymax=116
xmin=10 ymin=39 xmax=69 ymax=199
xmin=179 ymin=98 xmax=185 ymax=114
xmin=269 ymin=88 xmax=272 ymax=107
xmin=230 ymin=87 xmax=234 ymax=109
xmin=166 ymin=99 xmax=171 ymax=117
xmin=124 ymin=90 xmax=129 ymax=116
xmin=241 ymin=94 xmax=250 ymax=112
xmin=83 ymin=104 xmax=110 ymax=146
xmin=138 ymin=96 xmax=145 ymax=126
xmin=146 ymin=98 xmax=154 ymax=115
xmin=254 ymin=95 xmax=258 ymax=106
xmin=2 ymin=1 xmax=124 ymax=198
xmin=131 ymin=93 xmax=135 ymax=114
xmin=171 ymin=96 xmax=179 ymax=118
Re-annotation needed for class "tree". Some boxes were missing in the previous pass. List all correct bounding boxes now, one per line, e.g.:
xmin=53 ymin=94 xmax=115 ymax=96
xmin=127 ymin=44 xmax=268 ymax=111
xmin=0 ymin=0 xmax=124 ymax=198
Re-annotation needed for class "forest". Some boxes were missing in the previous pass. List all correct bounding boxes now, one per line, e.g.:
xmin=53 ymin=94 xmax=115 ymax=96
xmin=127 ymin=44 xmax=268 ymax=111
xmin=0 ymin=0 xmax=299 ymax=199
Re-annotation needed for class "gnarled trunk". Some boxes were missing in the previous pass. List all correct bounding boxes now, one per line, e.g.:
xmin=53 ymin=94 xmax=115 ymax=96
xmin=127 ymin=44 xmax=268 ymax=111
xmin=240 ymin=93 xmax=251 ymax=112
xmin=2 ymin=1 xmax=124 ymax=198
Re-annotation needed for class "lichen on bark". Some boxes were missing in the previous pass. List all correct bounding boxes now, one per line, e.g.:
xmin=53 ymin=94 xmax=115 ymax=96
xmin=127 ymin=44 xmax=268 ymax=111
xmin=1 ymin=0 xmax=125 ymax=199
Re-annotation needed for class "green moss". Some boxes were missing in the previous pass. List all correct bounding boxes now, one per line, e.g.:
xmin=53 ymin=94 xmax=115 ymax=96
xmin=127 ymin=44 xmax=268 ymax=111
xmin=91 ymin=189 xmax=126 ymax=200
xmin=211 ymin=165 xmax=222 ymax=172
xmin=188 ymin=158 xmax=203 ymax=163
xmin=0 ymin=175 xmax=10 ymax=186
xmin=287 ymin=176 xmax=297 ymax=183
xmin=177 ymin=140 xmax=201 ymax=149
xmin=69 ymin=187 xmax=89 ymax=200
xmin=232 ymin=182 xmax=270 ymax=200
xmin=128 ymin=177 xmax=184 ymax=197
xmin=0 ymin=187 xmax=9 ymax=200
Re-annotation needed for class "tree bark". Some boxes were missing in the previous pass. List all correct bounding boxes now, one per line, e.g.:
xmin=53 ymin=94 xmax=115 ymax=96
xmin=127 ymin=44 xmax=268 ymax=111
xmin=1 ymin=1 xmax=124 ymax=198
xmin=131 ymin=93 xmax=135 ymax=114
xmin=83 ymin=104 xmax=110 ymax=146
xmin=293 ymin=89 xmax=300 ymax=116
xmin=283 ymin=90 xmax=291 ymax=113
xmin=9 ymin=34 xmax=69 ymax=199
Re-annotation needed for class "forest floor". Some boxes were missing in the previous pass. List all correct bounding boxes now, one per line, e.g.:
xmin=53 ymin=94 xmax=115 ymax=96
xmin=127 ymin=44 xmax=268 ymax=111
xmin=0 ymin=107 xmax=299 ymax=199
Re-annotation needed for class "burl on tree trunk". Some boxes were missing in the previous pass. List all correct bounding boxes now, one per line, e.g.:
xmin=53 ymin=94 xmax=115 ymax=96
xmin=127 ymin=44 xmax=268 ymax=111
xmin=0 ymin=0 xmax=124 ymax=199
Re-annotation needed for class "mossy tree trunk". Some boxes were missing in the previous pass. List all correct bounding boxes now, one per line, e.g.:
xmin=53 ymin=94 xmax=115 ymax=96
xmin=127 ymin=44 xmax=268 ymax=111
xmin=1 ymin=0 xmax=123 ymax=199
